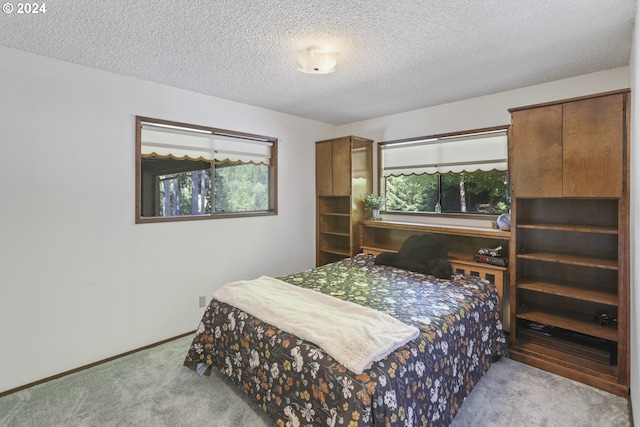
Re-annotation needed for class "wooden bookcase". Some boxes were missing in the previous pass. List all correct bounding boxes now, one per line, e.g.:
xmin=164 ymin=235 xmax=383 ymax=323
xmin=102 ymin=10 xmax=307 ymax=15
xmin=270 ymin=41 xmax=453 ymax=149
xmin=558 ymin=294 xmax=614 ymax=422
xmin=360 ymin=220 xmax=511 ymax=323
xmin=316 ymin=136 xmax=373 ymax=266
xmin=508 ymin=90 xmax=630 ymax=396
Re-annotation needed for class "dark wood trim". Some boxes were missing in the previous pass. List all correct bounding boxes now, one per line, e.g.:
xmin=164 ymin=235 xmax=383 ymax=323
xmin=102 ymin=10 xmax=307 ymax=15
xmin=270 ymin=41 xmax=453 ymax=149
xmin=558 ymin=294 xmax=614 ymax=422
xmin=135 ymin=116 xmax=143 ymax=224
xmin=315 ymin=135 xmax=371 ymax=144
xmin=136 ymin=116 xmax=277 ymax=143
xmin=507 ymin=89 xmax=631 ymax=113
xmin=136 ymin=211 xmax=277 ymax=224
xmin=135 ymin=115 xmax=278 ymax=224
xmin=360 ymin=219 xmax=510 ymax=240
xmin=382 ymin=210 xmax=500 ymax=221
xmin=377 ymin=124 xmax=509 ymax=146
xmin=0 ymin=330 xmax=196 ymax=398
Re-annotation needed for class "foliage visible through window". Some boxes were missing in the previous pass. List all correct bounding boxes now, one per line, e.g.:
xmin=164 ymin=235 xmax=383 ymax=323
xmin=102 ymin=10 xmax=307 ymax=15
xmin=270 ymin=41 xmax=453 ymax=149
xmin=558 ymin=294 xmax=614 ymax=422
xmin=384 ymin=172 xmax=509 ymax=214
xmin=159 ymin=169 xmax=212 ymax=216
xmin=136 ymin=117 xmax=277 ymax=223
xmin=156 ymin=163 xmax=269 ymax=216
xmin=381 ymin=128 xmax=509 ymax=215
xmin=213 ymin=163 xmax=269 ymax=213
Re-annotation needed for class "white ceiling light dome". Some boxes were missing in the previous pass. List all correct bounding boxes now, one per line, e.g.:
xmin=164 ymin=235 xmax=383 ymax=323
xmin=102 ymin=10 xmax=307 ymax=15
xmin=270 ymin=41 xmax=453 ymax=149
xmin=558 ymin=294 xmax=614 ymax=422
xmin=297 ymin=46 xmax=339 ymax=74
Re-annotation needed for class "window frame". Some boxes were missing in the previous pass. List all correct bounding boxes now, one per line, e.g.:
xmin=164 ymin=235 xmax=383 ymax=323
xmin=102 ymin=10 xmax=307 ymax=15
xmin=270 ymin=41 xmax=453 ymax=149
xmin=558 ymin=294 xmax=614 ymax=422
xmin=378 ymin=125 xmax=509 ymax=218
xmin=135 ymin=116 xmax=278 ymax=223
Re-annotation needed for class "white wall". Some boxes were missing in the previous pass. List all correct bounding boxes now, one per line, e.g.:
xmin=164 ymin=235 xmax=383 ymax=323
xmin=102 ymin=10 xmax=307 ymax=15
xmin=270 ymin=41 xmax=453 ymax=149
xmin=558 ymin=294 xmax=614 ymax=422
xmin=0 ymin=46 xmax=336 ymax=393
xmin=338 ymin=67 xmax=630 ymax=142
xmin=629 ymin=4 xmax=639 ymax=424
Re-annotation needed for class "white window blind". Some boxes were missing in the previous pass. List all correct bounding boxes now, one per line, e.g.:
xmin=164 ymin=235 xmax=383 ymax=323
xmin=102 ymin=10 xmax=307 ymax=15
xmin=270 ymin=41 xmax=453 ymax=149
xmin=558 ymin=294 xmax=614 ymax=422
xmin=141 ymin=122 xmax=273 ymax=165
xmin=381 ymin=129 xmax=508 ymax=177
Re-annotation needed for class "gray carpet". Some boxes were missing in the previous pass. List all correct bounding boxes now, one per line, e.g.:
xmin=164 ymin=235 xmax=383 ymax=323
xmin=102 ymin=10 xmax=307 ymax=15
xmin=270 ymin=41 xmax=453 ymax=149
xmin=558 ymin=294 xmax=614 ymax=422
xmin=0 ymin=335 xmax=630 ymax=427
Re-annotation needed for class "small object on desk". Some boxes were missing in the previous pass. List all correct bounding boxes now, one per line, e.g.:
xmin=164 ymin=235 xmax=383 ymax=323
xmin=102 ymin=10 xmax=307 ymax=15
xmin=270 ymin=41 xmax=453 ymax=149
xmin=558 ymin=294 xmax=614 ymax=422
xmin=473 ymin=253 xmax=508 ymax=266
xmin=497 ymin=213 xmax=511 ymax=231
xmin=478 ymin=245 xmax=503 ymax=257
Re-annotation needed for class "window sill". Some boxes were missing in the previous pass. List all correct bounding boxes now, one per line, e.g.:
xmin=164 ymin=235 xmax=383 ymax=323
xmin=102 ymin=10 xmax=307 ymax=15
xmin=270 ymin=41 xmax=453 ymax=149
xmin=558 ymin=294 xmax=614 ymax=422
xmin=361 ymin=219 xmax=509 ymax=239
xmin=379 ymin=211 xmax=502 ymax=231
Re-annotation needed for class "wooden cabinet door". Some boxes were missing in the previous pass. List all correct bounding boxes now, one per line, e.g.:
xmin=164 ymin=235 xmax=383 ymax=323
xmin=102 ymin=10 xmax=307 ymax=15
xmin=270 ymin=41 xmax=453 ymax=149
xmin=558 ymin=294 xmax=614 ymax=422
xmin=331 ymin=137 xmax=352 ymax=196
xmin=316 ymin=140 xmax=333 ymax=195
xmin=563 ymin=94 xmax=624 ymax=197
xmin=510 ymin=105 xmax=563 ymax=197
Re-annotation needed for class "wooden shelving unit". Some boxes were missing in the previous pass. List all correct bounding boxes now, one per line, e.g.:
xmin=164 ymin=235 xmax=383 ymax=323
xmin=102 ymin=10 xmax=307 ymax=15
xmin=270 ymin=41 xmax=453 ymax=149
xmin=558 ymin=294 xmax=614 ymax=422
xmin=317 ymin=196 xmax=351 ymax=261
xmin=516 ymin=251 xmax=618 ymax=270
xmin=508 ymin=90 xmax=630 ymax=396
xmin=516 ymin=279 xmax=618 ymax=306
xmin=316 ymin=136 xmax=373 ymax=266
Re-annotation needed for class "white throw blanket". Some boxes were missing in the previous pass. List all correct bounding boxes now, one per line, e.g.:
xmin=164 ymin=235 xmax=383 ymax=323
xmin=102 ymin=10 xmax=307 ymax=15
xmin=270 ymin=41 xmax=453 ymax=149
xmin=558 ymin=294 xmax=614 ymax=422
xmin=213 ymin=275 xmax=420 ymax=374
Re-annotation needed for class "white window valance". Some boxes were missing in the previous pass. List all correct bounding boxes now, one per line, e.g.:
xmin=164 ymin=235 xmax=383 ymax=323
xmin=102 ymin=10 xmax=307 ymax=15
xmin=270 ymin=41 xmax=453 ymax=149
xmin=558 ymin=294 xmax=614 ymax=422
xmin=141 ymin=122 xmax=273 ymax=165
xmin=381 ymin=129 xmax=508 ymax=177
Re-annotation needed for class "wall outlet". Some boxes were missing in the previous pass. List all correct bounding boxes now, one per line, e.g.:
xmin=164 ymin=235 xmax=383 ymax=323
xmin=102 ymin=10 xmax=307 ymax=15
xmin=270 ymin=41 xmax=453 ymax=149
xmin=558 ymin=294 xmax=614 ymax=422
xmin=198 ymin=295 xmax=206 ymax=308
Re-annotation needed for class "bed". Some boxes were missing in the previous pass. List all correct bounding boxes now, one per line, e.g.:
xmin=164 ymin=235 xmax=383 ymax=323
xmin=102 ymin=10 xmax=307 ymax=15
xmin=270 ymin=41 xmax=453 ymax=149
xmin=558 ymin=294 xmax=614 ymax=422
xmin=183 ymin=253 xmax=507 ymax=426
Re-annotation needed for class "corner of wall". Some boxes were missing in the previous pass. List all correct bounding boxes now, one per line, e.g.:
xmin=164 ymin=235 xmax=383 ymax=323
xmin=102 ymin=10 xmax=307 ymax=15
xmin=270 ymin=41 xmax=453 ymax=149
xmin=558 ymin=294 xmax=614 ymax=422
xmin=628 ymin=5 xmax=639 ymax=425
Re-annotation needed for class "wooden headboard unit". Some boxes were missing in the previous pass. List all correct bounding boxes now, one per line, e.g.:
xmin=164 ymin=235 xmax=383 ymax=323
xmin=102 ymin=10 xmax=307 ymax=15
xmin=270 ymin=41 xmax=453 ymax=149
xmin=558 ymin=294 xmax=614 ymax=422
xmin=360 ymin=220 xmax=511 ymax=324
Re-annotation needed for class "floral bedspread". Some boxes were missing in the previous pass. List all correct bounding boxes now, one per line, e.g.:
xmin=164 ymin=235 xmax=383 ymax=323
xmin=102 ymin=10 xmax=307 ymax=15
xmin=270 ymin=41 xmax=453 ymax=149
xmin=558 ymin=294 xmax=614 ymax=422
xmin=183 ymin=254 xmax=507 ymax=427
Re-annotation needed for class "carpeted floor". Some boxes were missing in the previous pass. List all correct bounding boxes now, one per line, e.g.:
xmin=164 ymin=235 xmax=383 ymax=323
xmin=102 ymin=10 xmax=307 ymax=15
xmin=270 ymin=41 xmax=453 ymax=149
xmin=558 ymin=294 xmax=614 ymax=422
xmin=0 ymin=335 xmax=631 ymax=427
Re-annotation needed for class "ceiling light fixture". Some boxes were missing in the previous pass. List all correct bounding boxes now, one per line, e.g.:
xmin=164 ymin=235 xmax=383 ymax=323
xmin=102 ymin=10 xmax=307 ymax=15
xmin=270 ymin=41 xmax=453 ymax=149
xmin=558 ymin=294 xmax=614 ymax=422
xmin=297 ymin=46 xmax=339 ymax=74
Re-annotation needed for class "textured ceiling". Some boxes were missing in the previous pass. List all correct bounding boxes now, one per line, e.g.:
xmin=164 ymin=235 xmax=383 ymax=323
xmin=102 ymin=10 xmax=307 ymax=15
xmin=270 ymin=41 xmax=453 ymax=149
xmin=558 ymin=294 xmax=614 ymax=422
xmin=0 ymin=0 xmax=636 ymax=125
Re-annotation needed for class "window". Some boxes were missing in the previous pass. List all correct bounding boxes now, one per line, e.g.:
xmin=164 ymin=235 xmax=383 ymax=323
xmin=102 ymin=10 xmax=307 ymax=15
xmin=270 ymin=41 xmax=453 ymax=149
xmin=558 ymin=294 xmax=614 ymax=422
xmin=136 ymin=117 xmax=277 ymax=223
xmin=380 ymin=127 xmax=509 ymax=215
